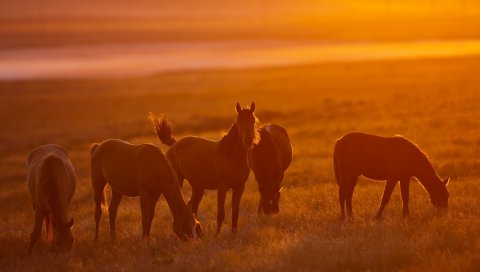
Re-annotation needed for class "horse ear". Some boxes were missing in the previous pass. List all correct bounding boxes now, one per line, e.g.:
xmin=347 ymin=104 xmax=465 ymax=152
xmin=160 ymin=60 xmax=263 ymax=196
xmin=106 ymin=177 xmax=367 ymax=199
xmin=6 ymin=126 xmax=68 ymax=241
xmin=278 ymin=186 xmax=284 ymax=193
xmin=443 ymin=177 xmax=450 ymax=186
xmin=68 ymin=218 xmax=74 ymax=228
xmin=235 ymin=102 xmax=241 ymax=113
xmin=250 ymin=102 xmax=256 ymax=113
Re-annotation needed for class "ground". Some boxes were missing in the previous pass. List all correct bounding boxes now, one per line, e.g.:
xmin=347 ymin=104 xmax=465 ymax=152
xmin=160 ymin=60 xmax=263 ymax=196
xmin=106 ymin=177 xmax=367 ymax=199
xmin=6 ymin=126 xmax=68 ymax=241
xmin=1 ymin=56 xmax=480 ymax=271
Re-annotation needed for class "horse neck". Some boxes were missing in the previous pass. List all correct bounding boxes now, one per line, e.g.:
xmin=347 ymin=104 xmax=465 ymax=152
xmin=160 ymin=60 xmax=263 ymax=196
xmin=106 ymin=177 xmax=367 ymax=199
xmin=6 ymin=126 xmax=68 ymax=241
xmin=219 ymin=124 xmax=248 ymax=163
xmin=163 ymin=180 xmax=189 ymax=221
xmin=414 ymin=156 xmax=442 ymax=195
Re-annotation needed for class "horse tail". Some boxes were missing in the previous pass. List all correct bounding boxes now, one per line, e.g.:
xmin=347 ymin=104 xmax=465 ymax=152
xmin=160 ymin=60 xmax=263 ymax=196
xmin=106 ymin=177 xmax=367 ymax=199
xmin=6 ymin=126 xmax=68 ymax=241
xmin=90 ymin=143 xmax=99 ymax=157
xmin=333 ymin=143 xmax=341 ymax=186
xmin=89 ymin=143 xmax=108 ymax=213
xmin=149 ymin=112 xmax=177 ymax=146
xmin=40 ymin=155 xmax=64 ymax=193
xmin=39 ymin=155 xmax=65 ymax=220
xmin=100 ymin=188 xmax=108 ymax=213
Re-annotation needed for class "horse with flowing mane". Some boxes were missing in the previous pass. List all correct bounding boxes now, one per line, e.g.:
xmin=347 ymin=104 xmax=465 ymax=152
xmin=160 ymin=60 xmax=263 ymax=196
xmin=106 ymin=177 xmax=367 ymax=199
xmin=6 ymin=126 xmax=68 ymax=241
xmin=150 ymin=102 xmax=259 ymax=233
xmin=334 ymin=132 xmax=450 ymax=220
xmin=90 ymin=139 xmax=201 ymax=241
xmin=27 ymin=144 xmax=76 ymax=255
xmin=248 ymin=123 xmax=292 ymax=214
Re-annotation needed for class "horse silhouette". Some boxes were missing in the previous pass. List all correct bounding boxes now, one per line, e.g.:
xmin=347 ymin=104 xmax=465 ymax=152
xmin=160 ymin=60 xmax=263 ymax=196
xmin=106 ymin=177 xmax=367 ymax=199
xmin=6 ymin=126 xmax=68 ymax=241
xmin=27 ymin=144 xmax=76 ymax=255
xmin=90 ymin=139 xmax=201 ymax=241
xmin=248 ymin=123 xmax=292 ymax=214
xmin=334 ymin=132 xmax=449 ymax=220
xmin=150 ymin=102 xmax=258 ymax=234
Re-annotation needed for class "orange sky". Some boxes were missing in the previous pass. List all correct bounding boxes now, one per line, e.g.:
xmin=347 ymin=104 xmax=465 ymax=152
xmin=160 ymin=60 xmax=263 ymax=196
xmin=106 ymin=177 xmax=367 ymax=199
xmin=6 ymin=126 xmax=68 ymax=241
xmin=1 ymin=0 xmax=479 ymax=20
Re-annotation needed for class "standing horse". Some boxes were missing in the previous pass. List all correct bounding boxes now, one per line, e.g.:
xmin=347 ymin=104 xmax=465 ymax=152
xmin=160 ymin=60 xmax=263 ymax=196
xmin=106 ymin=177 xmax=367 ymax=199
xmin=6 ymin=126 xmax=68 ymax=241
xmin=27 ymin=144 xmax=76 ymax=255
xmin=150 ymin=102 xmax=258 ymax=234
xmin=90 ymin=139 xmax=201 ymax=241
xmin=334 ymin=132 xmax=450 ymax=220
xmin=248 ymin=123 xmax=292 ymax=214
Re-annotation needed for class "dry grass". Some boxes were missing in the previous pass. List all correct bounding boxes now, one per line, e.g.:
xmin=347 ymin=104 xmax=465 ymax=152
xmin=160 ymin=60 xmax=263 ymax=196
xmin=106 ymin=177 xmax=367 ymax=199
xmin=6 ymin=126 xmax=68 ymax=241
xmin=1 ymin=57 xmax=480 ymax=271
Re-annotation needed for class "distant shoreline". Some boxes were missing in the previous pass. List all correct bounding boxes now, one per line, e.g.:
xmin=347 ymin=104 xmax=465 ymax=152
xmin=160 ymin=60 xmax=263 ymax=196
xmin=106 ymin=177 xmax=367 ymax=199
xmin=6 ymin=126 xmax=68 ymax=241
xmin=1 ymin=39 xmax=480 ymax=81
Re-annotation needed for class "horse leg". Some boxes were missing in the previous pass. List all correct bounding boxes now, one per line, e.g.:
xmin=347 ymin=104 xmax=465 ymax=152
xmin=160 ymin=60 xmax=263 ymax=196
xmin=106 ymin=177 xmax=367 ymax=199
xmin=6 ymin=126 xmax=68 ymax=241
xmin=339 ymin=185 xmax=346 ymax=220
xmin=345 ymin=175 xmax=358 ymax=218
xmin=375 ymin=179 xmax=398 ymax=219
xmin=28 ymin=209 xmax=45 ymax=255
xmin=216 ymin=188 xmax=228 ymax=234
xmin=188 ymin=188 xmax=204 ymax=217
xmin=400 ymin=178 xmax=410 ymax=218
xmin=232 ymin=185 xmax=245 ymax=233
xmin=108 ymin=190 xmax=122 ymax=242
xmin=140 ymin=193 xmax=158 ymax=239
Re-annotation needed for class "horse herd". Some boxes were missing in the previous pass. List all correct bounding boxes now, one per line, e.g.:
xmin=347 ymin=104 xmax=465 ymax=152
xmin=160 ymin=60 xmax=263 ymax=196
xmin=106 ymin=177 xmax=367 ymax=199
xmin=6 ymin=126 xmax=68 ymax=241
xmin=25 ymin=102 xmax=449 ymax=255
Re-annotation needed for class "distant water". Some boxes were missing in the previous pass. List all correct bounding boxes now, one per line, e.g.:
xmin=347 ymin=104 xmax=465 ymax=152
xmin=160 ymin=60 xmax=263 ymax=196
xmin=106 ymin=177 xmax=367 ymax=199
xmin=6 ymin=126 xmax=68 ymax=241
xmin=1 ymin=40 xmax=480 ymax=80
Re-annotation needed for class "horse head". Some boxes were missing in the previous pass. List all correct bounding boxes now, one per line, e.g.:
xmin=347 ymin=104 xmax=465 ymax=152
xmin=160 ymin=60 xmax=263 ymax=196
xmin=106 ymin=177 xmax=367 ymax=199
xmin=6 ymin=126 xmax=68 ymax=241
xmin=235 ymin=102 xmax=259 ymax=149
xmin=260 ymin=186 xmax=283 ymax=214
xmin=173 ymin=212 xmax=202 ymax=241
xmin=431 ymin=177 xmax=450 ymax=209
xmin=52 ymin=218 xmax=74 ymax=252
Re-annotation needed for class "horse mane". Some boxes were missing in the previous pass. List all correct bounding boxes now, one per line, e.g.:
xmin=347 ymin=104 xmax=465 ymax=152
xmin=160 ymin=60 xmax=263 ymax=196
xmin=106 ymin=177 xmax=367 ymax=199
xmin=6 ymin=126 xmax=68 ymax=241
xmin=252 ymin=115 xmax=261 ymax=145
xmin=40 ymin=156 xmax=64 ymax=228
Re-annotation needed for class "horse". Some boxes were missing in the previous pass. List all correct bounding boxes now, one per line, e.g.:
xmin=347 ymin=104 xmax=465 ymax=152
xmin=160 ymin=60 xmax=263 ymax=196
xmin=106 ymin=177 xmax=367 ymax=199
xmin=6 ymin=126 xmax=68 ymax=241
xmin=333 ymin=132 xmax=450 ymax=220
xmin=248 ymin=123 xmax=292 ymax=214
xmin=27 ymin=144 xmax=76 ymax=255
xmin=90 ymin=139 xmax=201 ymax=241
xmin=150 ymin=102 xmax=259 ymax=234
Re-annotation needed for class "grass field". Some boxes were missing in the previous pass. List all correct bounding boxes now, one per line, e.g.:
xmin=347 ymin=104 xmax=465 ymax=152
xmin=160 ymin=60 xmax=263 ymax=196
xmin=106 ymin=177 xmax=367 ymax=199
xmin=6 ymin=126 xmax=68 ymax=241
xmin=1 ymin=57 xmax=480 ymax=271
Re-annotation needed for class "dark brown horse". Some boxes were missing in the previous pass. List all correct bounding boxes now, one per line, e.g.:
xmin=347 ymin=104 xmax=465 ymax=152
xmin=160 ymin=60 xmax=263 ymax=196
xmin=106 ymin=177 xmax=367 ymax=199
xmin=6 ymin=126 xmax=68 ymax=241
xmin=27 ymin=144 xmax=76 ymax=255
xmin=248 ymin=123 xmax=292 ymax=214
xmin=334 ymin=132 xmax=450 ymax=220
xmin=90 ymin=139 xmax=201 ymax=241
xmin=150 ymin=102 xmax=258 ymax=233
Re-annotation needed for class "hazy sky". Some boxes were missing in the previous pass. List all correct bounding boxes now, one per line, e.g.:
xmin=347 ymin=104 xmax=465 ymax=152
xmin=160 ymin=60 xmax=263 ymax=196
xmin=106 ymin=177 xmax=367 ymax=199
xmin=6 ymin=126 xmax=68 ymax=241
xmin=1 ymin=0 xmax=478 ymax=20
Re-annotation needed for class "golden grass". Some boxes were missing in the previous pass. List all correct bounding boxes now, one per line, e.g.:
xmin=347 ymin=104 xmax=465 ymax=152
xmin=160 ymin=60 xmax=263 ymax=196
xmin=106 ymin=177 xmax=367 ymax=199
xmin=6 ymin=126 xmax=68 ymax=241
xmin=1 ymin=57 xmax=480 ymax=271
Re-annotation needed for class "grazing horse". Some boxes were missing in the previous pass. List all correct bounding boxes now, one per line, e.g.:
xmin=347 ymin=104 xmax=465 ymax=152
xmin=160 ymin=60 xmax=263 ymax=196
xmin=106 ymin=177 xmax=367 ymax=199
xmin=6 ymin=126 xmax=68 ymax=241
xmin=27 ymin=144 xmax=76 ymax=255
xmin=334 ymin=132 xmax=450 ymax=220
xmin=248 ymin=123 xmax=292 ymax=214
xmin=90 ymin=139 xmax=201 ymax=241
xmin=150 ymin=102 xmax=258 ymax=234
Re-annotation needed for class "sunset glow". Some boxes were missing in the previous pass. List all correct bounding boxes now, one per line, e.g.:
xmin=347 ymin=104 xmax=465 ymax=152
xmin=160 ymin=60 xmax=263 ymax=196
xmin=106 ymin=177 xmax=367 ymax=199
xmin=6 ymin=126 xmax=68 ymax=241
xmin=1 ymin=1 xmax=480 ymax=271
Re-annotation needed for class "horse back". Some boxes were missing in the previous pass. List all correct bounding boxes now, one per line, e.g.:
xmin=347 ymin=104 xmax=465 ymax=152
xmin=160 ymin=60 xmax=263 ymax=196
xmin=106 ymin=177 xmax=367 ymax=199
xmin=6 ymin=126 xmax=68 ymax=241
xmin=134 ymin=143 xmax=177 ymax=193
xmin=250 ymin=124 xmax=292 ymax=188
xmin=91 ymin=139 xmax=143 ymax=196
xmin=334 ymin=132 xmax=423 ymax=181
xmin=27 ymin=145 xmax=76 ymax=209
xmin=167 ymin=136 xmax=218 ymax=189
xmin=252 ymin=124 xmax=291 ymax=169
xmin=264 ymin=124 xmax=292 ymax=171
